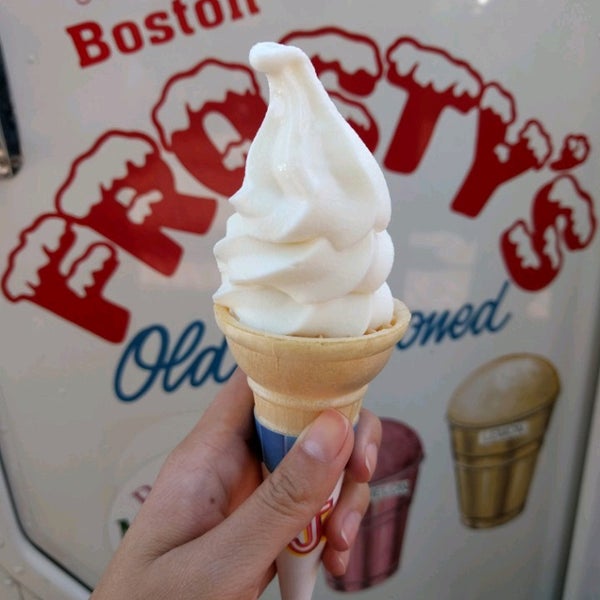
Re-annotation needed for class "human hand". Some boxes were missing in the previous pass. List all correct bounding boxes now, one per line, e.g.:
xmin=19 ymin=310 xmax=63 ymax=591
xmin=91 ymin=369 xmax=382 ymax=600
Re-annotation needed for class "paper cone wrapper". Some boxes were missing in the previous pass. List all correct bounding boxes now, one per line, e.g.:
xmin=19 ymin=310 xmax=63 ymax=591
xmin=214 ymin=299 xmax=410 ymax=600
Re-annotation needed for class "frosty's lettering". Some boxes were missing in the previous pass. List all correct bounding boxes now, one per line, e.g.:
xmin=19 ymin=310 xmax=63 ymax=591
xmin=55 ymin=130 xmax=217 ymax=277
xmin=152 ymin=60 xmax=266 ymax=196
xmin=114 ymin=320 xmax=236 ymax=402
xmin=3 ymin=28 xmax=596 ymax=351
xmin=451 ymin=83 xmax=552 ymax=218
xmin=384 ymin=37 xmax=483 ymax=174
xmin=1 ymin=214 xmax=130 ymax=344
xmin=398 ymin=281 xmax=512 ymax=350
xmin=551 ymin=134 xmax=590 ymax=171
xmin=66 ymin=0 xmax=261 ymax=68
xmin=501 ymin=175 xmax=596 ymax=291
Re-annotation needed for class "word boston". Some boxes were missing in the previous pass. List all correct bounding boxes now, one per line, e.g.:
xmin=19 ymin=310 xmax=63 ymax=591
xmin=66 ymin=0 xmax=262 ymax=68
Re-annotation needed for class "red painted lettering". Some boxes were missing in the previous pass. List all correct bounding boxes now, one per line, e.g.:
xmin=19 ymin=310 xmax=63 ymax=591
xmin=501 ymin=175 xmax=596 ymax=291
xmin=195 ymin=0 xmax=223 ymax=27
xmin=245 ymin=0 xmax=260 ymax=14
xmin=54 ymin=130 xmax=217 ymax=277
xmin=66 ymin=1 xmax=262 ymax=68
xmin=227 ymin=0 xmax=244 ymax=19
xmin=65 ymin=21 xmax=111 ymax=68
xmin=452 ymin=85 xmax=552 ymax=218
xmin=384 ymin=37 xmax=483 ymax=174
xmin=172 ymin=0 xmax=195 ymax=34
xmin=112 ymin=21 xmax=144 ymax=54
xmin=144 ymin=11 xmax=175 ymax=45
xmin=227 ymin=0 xmax=259 ymax=19
xmin=1 ymin=214 xmax=130 ymax=343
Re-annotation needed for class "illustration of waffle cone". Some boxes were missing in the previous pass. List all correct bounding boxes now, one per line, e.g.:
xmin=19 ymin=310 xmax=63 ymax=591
xmin=214 ymin=299 xmax=410 ymax=600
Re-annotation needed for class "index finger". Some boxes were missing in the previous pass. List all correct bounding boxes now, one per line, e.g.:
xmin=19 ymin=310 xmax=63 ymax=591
xmin=346 ymin=408 xmax=382 ymax=483
xmin=195 ymin=367 xmax=255 ymax=439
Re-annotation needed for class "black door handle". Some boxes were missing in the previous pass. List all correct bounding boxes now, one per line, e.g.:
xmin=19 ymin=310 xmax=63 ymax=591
xmin=0 ymin=41 xmax=22 ymax=178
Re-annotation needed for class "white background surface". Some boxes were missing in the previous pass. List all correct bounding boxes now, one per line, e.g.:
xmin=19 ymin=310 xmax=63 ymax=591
xmin=0 ymin=1 xmax=599 ymax=598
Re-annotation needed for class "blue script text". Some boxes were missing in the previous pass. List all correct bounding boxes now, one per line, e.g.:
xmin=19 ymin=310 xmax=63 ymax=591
xmin=114 ymin=320 xmax=236 ymax=402
xmin=398 ymin=280 xmax=512 ymax=349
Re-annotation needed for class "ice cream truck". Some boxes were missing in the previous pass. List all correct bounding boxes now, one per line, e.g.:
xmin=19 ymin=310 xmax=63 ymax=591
xmin=0 ymin=2 xmax=599 ymax=598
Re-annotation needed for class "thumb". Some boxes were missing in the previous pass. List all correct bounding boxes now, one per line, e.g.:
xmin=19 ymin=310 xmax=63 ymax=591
xmin=204 ymin=409 xmax=353 ymax=584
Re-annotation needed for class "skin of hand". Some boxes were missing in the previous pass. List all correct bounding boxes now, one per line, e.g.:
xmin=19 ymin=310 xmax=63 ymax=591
xmin=91 ymin=368 xmax=382 ymax=600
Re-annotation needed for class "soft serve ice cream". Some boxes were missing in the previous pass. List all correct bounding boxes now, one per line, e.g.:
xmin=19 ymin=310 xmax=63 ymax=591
xmin=212 ymin=42 xmax=410 ymax=600
xmin=213 ymin=42 xmax=395 ymax=337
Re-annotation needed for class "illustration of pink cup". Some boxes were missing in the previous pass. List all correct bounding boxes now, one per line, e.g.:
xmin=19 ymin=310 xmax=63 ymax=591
xmin=326 ymin=418 xmax=424 ymax=592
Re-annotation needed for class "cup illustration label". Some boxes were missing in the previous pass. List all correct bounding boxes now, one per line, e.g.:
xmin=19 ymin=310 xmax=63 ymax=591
xmin=478 ymin=421 xmax=529 ymax=446
xmin=370 ymin=479 xmax=411 ymax=500
xmin=447 ymin=353 xmax=560 ymax=529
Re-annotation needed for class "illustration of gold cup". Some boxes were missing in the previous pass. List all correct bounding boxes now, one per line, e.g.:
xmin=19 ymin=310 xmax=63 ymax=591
xmin=447 ymin=353 xmax=560 ymax=528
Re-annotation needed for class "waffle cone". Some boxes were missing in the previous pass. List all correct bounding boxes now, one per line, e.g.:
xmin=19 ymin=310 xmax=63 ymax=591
xmin=214 ymin=299 xmax=411 ymax=436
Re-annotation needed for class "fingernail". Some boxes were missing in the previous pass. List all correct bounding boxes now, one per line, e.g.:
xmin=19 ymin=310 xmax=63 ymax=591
xmin=365 ymin=442 xmax=378 ymax=478
xmin=335 ymin=549 xmax=351 ymax=575
xmin=341 ymin=511 xmax=362 ymax=548
xmin=300 ymin=410 xmax=349 ymax=463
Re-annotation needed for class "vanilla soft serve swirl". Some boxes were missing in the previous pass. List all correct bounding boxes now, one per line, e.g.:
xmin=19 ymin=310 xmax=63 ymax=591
xmin=213 ymin=42 xmax=395 ymax=337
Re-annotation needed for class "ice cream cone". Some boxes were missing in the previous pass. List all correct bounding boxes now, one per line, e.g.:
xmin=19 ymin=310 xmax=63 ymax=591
xmin=214 ymin=298 xmax=410 ymax=599
xmin=215 ymin=299 xmax=410 ymax=432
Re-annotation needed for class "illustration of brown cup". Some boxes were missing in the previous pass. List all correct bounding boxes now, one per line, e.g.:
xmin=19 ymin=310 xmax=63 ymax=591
xmin=447 ymin=353 xmax=560 ymax=529
xmin=326 ymin=418 xmax=424 ymax=592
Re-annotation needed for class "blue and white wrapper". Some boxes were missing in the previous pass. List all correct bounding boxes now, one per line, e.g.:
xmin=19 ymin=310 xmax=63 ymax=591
xmin=254 ymin=410 xmax=344 ymax=600
xmin=255 ymin=414 xmax=298 ymax=472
